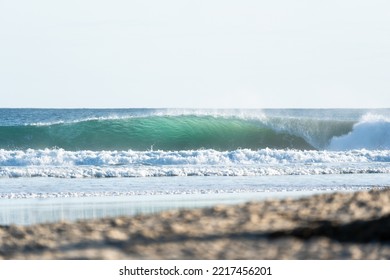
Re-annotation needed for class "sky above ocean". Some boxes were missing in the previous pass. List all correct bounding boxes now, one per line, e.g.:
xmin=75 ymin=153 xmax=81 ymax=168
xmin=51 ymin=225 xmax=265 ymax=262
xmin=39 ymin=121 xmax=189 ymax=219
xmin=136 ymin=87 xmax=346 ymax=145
xmin=1 ymin=0 xmax=389 ymax=108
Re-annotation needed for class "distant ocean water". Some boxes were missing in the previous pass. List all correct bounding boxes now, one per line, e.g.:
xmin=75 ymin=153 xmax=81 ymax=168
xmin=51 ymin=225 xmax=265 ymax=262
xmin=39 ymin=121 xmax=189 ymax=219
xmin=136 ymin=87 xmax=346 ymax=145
xmin=0 ymin=108 xmax=390 ymax=198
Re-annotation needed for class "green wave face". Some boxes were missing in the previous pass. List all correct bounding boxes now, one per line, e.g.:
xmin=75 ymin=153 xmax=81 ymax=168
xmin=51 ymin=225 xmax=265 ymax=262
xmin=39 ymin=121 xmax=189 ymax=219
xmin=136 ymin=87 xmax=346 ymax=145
xmin=0 ymin=116 xmax=318 ymax=151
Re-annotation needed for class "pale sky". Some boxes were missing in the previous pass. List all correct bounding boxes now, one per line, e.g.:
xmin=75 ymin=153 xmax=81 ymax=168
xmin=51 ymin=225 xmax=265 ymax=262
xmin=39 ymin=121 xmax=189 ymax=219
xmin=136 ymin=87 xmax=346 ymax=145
xmin=0 ymin=0 xmax=389 ymax=108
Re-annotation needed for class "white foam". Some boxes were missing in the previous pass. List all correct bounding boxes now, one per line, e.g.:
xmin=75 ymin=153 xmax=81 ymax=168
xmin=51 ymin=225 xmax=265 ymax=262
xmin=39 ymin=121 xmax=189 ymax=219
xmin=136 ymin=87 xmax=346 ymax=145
xmin=1 ymin=148 xmax=390 ymax=178
xmin=329 ymin=114 xmax=390 ymax=150
xmin=1 ymin=160 xmax=389 ymax=178
xmin=1 ymin=148 xmax=390 ymax=167
xmin=0 ymin=149 xmax=390 ymax=178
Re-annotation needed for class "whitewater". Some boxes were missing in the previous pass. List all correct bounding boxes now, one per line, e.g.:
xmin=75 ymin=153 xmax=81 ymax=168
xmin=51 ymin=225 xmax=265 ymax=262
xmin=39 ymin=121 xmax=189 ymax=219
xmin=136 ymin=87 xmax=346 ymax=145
xmin=0 ymin=108 xmax=389 ymax=224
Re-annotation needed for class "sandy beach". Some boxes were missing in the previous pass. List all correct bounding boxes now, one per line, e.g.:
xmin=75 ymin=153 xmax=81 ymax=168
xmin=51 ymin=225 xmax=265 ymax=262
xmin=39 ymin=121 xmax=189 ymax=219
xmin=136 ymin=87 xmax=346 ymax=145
xmin=1 ymin=188 xmax=390 ymax=260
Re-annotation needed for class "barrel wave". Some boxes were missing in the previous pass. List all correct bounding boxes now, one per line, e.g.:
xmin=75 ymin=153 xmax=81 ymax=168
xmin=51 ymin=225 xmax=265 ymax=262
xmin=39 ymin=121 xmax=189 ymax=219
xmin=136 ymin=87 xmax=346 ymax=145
xmin=1 ymin=111 xmax=389 ymax=151
xmin=0 ymin=115 xmax=322 ymax=151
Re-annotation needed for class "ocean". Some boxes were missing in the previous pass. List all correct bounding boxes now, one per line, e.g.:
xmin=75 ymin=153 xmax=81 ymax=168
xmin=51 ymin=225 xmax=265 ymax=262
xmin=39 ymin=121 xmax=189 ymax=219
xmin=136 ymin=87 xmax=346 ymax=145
xmin=1 ymin=108 xmax=389 ymax=224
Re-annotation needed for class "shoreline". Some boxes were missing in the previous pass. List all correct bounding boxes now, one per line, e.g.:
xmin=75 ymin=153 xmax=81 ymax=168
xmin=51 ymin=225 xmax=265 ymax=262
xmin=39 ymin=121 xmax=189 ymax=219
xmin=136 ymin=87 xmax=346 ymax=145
xmin=1 ymin=188 xmax=390 ymax=259
xmin=0 ymin=189 xmax=344 ymax=226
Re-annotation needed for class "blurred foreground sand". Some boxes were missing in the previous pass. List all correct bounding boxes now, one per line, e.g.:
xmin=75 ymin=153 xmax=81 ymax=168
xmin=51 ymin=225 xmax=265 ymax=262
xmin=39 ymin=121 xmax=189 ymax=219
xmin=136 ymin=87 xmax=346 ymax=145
xmin=1 ymin=189 xmax=390 ymax=259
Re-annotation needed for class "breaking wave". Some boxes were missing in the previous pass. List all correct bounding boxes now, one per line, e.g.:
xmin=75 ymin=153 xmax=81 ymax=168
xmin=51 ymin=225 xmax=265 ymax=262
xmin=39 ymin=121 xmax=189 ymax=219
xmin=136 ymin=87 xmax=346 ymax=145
xmin=0 ymin=114 xmax=358 ymax=151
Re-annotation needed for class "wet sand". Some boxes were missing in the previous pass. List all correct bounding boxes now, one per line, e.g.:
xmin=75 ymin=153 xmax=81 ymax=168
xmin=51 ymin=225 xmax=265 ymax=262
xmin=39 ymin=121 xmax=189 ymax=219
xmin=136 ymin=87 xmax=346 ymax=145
xmin=1 ymin=188 xmax=390 ymax=259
